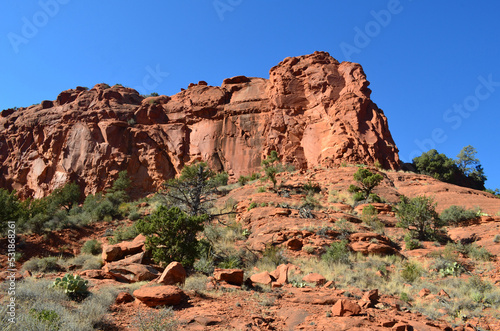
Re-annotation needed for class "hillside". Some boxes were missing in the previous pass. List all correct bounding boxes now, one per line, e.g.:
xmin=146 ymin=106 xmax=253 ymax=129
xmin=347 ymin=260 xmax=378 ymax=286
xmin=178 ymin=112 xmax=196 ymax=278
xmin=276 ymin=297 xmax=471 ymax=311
xmin=2 ymin=166 xmax=500 ymax=330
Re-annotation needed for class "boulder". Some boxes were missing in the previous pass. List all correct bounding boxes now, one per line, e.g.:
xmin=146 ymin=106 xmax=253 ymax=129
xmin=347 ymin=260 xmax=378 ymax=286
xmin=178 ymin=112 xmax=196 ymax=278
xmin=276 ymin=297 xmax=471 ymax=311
xmin=78 ymin=269 xmax=113 ymax=279
xmin=287 ymin=238 xmax=303 ymax=251
xmin=133 ymin=285 xmax=184 ymax=307
xmin=270 ymin=264 xmax=289 ymax=286
xmin=158 ymin=262 xmax=186 ymax=285
xmin=331 ymin=299 xmax=362 ymax=317
xmin=103 ymin=262 xmax=159 ymax=282
xmin=213 ymin=268 xmax=244 ymax=286
xmin=102 ymin=244 xmax=124 ymax=262
xmin=302 ymin=273 xmax=326 ymax=286
xmin=250 ymin=271 xmax=274 ymax=285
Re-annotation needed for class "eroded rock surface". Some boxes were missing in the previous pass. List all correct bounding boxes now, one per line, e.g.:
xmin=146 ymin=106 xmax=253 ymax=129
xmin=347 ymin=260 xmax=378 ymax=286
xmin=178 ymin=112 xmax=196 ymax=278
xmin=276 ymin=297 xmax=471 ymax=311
xmin=0 ymin=52 xmax=399 ymax=198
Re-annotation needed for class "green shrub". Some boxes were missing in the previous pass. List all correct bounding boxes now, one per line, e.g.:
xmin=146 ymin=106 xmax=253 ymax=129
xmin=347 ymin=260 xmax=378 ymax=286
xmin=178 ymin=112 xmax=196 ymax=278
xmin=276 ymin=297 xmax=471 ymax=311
xmin=494 ymin=234 xmax=500 ymax=243
xmin=248 ymin=202 xmax=257 ymax=211
xmin=29 ymin=308 xmax=61 ymax=330
xmin=322 ymin=240 xmax=350 ymax=264
xmin=261 ymin=244 xmax=288 ymax=268
xmin=128 ymin=210 xmax=142 ymax=221
xmin=352 ymin=191 xmax=365 ymax=202
xmin=440 ymin=205 xmax=477 ymax=225
xmin=22 ymin=257 xmax=61 ymax=273
xmin=303 ymin=182 xmax=321 ymax=194
xmin=238 ymin=175 xmax=249 ymax=186
xmin=81 ymin=239 xmax=102 ymax=255
xmin=334 ymin=219 xmax=354 ymax=240
xmin=107 ymin=224 xmax=140 ymax=244
xmin=136 ymin=206 xmax=206 ymax=267
xmin=261 ymin=151 xmax=280 ymax=189
xmin=257 ymin=186 xmax=266 ymax=193
xmin=249 ymin=172 xmax=261 ymax=180
xmin=468 ymin=244 xmax=493 ymax=261
xmin=404 ymin=233 xmax=421 ymax=250
xmin=348 ymin=168 xmax=383 ymax=200
xmin=218 ymin=255 xmax=242 ymax=269
xmin=400 ymin=292 xmax=410 ymax=303
xmin=0 ymin=188 xmax=22 ymax=234
xmin=67 ymin=254 xmax=103 ymax=271
xmin=400 ymin=262 xmax=421 ymax=283
xmin=211 ymin=171 xmax=229 ymax=186
xmin=396 ymin=195 xmax=441 ymax=240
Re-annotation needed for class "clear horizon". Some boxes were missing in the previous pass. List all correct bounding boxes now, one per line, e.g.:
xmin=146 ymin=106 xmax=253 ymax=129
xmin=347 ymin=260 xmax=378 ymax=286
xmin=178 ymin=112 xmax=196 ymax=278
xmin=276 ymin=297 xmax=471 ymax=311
xmin=1 ymin=1 xmax=499 ymax=191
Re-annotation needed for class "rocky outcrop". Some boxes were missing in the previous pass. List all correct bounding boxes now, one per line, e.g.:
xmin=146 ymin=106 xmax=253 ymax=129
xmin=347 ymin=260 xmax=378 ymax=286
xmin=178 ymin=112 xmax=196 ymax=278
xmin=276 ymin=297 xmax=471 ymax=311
xmin=0 ymin=52 xmax=400 ymax=198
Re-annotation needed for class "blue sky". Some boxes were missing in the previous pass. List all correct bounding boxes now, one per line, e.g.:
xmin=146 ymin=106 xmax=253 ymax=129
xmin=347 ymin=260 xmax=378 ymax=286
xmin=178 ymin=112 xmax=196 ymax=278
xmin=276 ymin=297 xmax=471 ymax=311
xmin=1 ymin=1 xmax=499 ymax=190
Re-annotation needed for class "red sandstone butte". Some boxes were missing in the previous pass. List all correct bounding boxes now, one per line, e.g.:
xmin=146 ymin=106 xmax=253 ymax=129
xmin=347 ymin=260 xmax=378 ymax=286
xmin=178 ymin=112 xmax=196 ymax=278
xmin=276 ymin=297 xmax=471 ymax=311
xmin=0 ymin=52 xmax=399 ymax=198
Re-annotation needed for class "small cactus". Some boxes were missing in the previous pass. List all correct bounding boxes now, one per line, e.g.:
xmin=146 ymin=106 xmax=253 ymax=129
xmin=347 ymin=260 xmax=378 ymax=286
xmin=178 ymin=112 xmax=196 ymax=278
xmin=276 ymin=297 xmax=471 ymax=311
xmin=53 ymin=274 xmax=89 ymax=300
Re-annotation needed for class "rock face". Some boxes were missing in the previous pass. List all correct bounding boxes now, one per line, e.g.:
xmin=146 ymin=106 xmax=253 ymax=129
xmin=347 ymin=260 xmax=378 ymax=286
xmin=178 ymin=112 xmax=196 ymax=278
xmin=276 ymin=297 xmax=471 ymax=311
xmin=0 ymin=52 xmax=400 ymax=198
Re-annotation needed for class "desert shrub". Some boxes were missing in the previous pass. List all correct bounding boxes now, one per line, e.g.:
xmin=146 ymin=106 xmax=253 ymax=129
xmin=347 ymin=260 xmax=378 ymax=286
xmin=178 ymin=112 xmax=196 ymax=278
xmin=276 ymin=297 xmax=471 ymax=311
xmin=81 ymin=239 xmax=102 ymax=255
xmin=182 ymin=274 xmax=208 ymax=292
xmin=218 ymin=255 xmax=243 ymax=269
xmin=67 ymin=254 xmax=103 ymax=271
xmin=195 ymin=222 xmax=255 ymax=274
xmin=211 ymin=171 xmax=229 ymax=186
xmin=400 ymin=261 xmax=422 ymax=283
xmin=22 ymin=257 xmax=62 ymax=274
xmin=467 ymin=244 xmax=493 ymax=261
xmin=303 ymin=181 xmax=321 ymax=195
xmin=248 ymin=202 xmax=257 ymax=211
xmin=396 ymin=195 xmax=441 ymax=240
xmin=361 ymin=205 xmax=385 ymax=234
xmin=494 ymin=235 xmax=500 ymax=243
xmin=128 ymin=210 xmax=142 ymax=221
xmin=29 ymin=308 xmax=61 ymax=330
xmin=301 ymin=194 xmax=321 ymax=211
xmin=261 ymin=151 xmax=280 ymax=189
xmin=348 ymin=168 xmax=383 ymax=200
xmin=107 ymin=224 xmax=140 ymax=244
xmin=404 ymin=233 xmax=421 ymax=250
xmin=322 ymin=240 xmax=350 ymax=264
xmin=136 ymin=206 xmax=206 ymax=267
xmin=440 ymin=205 xmax=477 ymax=225
xmin=447 ymin=242 xmax=493 ymax=261
xmin=334 ymin=219 xmax=354 ymax=240
xmin=400 ymin=292 xmax=411 ymax=303
xmin=238 ymin=175 xmax=249 ymax=186
xmin=0 ymin=188 xmax=22 ymax=234
xmin=256 ymin=186 xmax=266 ymax=193
xmin=302 ymin=245 xmax=315 ymax=254
xmin=133 ymin=306 xmax=179 ymax=331
xmin=3 ymin=278 xmax=118 ymax=331
xmin=261 ymin=244 xmax=288 ymax=268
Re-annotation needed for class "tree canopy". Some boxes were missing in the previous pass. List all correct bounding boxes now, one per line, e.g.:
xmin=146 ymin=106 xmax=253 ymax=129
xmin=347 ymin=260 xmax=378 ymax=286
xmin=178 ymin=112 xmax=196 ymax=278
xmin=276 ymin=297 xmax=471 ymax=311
xmin=412 ymin=146 xmax=486 ymax=190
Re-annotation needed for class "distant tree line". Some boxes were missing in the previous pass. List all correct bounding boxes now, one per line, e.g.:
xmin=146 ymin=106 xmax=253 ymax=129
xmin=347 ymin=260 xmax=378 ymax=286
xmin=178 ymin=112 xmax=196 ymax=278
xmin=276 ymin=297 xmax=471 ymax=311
xmin=412 ymin=145 xmax=493 ymax=192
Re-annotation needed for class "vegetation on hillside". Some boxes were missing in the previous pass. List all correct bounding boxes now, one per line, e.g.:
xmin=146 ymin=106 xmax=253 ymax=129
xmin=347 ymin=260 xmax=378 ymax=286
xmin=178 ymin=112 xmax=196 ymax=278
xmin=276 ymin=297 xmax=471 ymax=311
xmin=413 ymin=145 xmax=488 ymax=191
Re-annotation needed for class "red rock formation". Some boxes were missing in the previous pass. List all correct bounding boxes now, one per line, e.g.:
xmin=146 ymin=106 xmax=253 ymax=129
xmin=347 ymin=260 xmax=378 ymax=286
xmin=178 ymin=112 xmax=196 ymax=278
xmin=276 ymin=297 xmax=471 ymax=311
xmin=0 ymin=52 xmax=400 ymax=198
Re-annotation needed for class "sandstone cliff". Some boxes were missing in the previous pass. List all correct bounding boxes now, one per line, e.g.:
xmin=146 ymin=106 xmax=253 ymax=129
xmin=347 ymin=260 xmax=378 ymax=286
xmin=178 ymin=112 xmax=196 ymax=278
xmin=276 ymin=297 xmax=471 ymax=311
xmin=0 ymin=51 xmax=400 ymax=198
